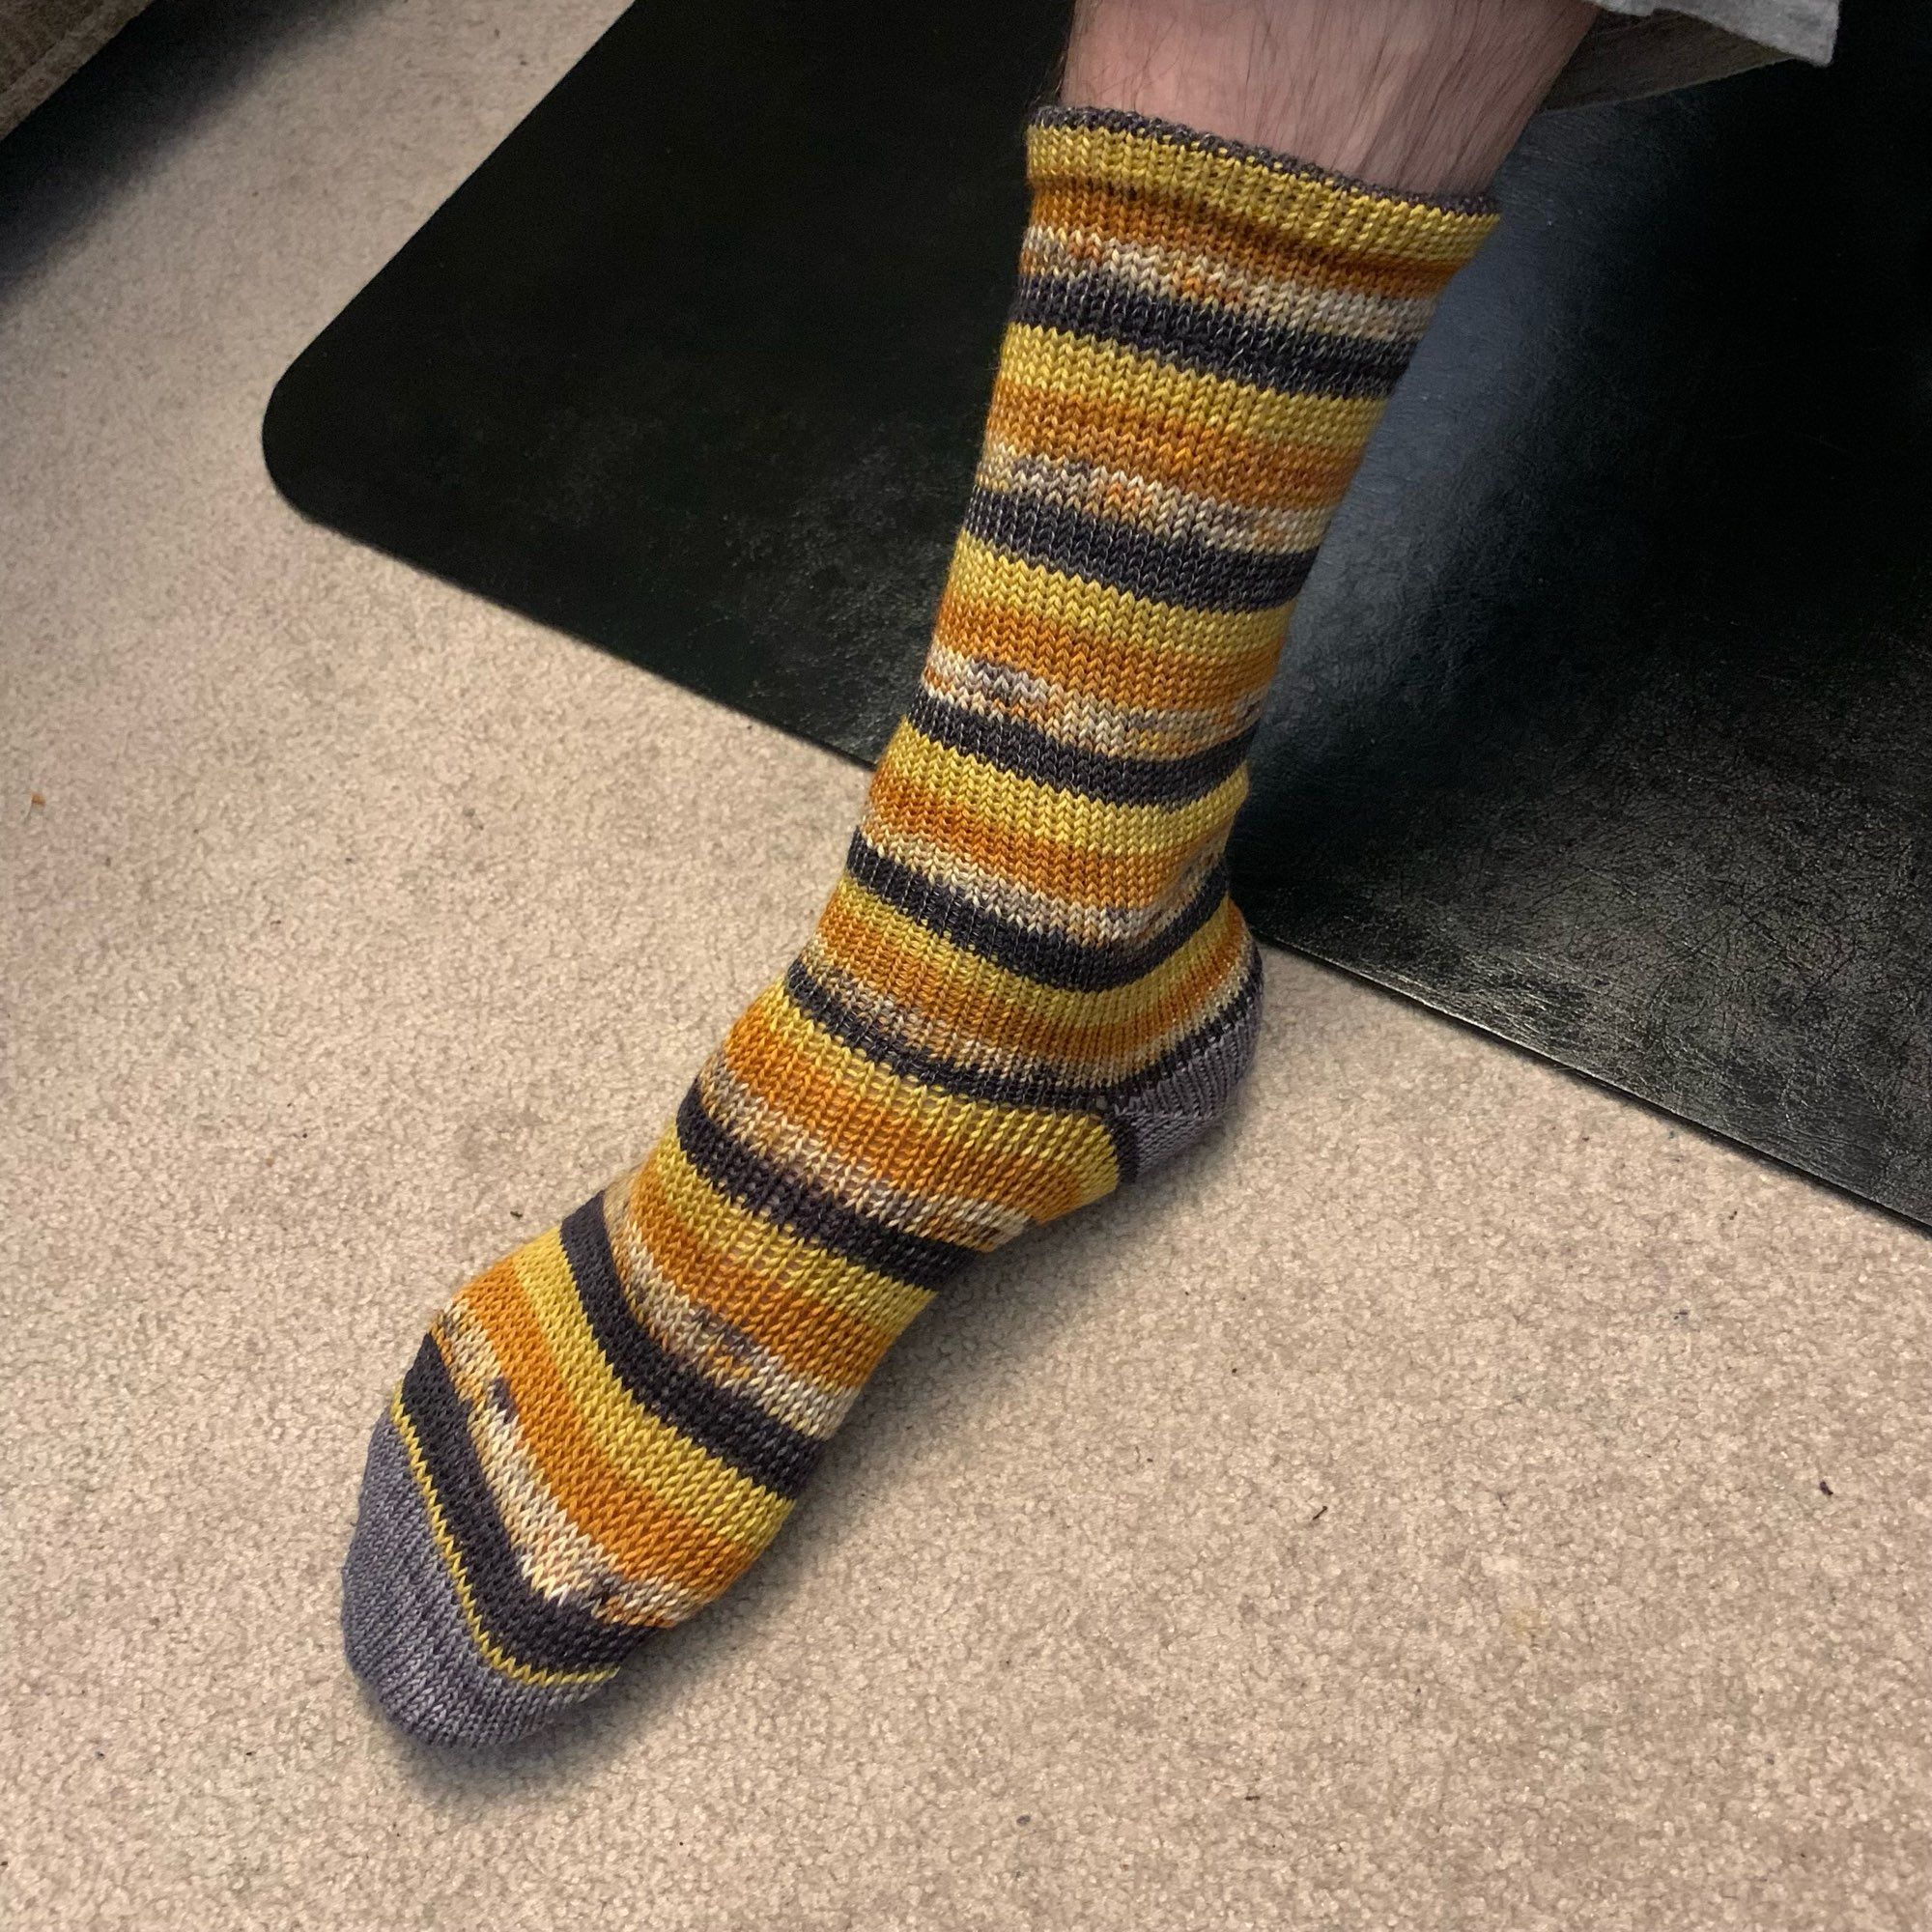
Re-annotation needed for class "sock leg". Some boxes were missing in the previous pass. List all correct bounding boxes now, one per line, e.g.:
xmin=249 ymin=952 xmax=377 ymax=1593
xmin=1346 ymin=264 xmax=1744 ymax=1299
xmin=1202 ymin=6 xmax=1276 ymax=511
xmin=344 ymin=107 xmax=1499 ymax=1743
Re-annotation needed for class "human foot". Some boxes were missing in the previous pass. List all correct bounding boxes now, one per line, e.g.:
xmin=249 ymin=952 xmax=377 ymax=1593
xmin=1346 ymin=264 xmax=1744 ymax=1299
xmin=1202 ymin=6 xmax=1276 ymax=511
xmin=343 ymin=108 xmax=1492 ymax=1743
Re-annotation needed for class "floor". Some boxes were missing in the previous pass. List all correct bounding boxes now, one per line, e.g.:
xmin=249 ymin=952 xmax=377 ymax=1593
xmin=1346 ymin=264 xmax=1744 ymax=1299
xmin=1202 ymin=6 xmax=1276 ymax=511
xmin=1 ymin=3 xmax=1925 ymax=1927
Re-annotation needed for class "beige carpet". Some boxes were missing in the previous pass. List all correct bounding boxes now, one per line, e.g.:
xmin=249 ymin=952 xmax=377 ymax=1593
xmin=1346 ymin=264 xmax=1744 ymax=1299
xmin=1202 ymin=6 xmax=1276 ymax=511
xmin=2 ymin=3 xmax=1925 ymax=1926
xmin=0 ymin=0 xmax=148 ymax=135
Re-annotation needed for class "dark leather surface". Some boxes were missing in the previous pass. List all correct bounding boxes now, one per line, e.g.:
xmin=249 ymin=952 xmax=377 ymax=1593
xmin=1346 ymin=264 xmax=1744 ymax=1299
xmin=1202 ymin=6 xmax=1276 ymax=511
xmin=264 ymin=2 xmax=1932 ymax=1225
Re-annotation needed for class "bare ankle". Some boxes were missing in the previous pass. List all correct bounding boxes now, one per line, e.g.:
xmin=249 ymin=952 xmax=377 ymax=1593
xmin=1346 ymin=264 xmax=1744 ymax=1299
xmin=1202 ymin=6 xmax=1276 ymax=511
xmin=1061 ymin=0 xmax=1599 ymax=194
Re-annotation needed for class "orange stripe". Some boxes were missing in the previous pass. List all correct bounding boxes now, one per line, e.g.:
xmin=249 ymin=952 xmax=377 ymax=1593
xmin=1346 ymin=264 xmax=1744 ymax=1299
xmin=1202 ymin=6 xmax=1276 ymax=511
xmin=457 ymin=1254 xmax=757 ymax=1596
xmin=718 ymin=993 xmax=1101 ymax=1222
xmin=621 ymin=1152 xmax=902 ymax=1390
xmin=811 ymin=882 xmax=1247 ymax=1069
xmin=863 ymin=760 xmax=1228 ymax=912
xmin=1028 ymin=179 xmax=1463 ymax=302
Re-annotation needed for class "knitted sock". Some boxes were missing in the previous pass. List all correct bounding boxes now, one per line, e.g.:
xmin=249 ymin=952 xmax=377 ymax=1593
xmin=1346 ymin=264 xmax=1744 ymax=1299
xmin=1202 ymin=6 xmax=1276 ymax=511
xmin=343 ymin=107 xmax=1493 ymax=1744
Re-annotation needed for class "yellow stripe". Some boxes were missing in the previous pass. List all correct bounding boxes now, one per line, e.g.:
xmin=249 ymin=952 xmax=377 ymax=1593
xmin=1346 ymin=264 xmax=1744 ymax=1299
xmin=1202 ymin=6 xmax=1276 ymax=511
xmin=650 ymin=1133 xmax=934 ymax=1336
xmin=997 ymin=325 xmax=1391 ymax=453
xmin=1028 ymin=119 xmax=1497 ymax=269
xmin=511 ymin=1227 xmax=789 ymax=1548
xmin=877 ymin=719 xmax=1251 ymax=861
xmin=819 ymin=870 xmax=1239 ymax=1038
xmin=753 ymin=980 xmax=1121 ymax=1212
xmin=943 ymin=533 xmax=1289 ymax=667
xmin=390 ymin=1385 xmax=618 ymax=1690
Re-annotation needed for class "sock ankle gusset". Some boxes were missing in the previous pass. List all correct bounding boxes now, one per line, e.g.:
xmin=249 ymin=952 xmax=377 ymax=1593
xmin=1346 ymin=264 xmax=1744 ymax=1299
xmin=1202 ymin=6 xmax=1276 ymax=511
xmin=341 ymin=109 xmax=1495 ymax=1747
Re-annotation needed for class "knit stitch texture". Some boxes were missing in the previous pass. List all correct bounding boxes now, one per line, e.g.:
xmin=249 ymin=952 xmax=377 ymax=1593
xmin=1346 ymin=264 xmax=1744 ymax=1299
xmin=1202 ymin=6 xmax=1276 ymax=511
xmin=343 ymin=107 xmax=1495 ymax=1744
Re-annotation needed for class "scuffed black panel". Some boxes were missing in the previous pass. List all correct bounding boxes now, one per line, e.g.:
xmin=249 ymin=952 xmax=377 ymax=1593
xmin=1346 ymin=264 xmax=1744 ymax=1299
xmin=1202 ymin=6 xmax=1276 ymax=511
xmin=264 ymin=2 xmax=1932 ymax=1223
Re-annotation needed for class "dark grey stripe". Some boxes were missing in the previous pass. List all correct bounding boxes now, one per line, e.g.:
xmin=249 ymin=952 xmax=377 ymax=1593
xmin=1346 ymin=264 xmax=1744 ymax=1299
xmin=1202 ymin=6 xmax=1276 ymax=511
xmin=559 ymin=1197 xmax=822 ymax=1500
xmin=1011 ymin=270 xmax=1416 ymax=396
xmin=397 ymin=1341 xmax=644 ymax=1670
xmin=673 ymin=1082 xmax=976 ymax=1292
xmin=905 ymin=687 xmax=1252 ymax=808
xmin=844 ymin=832 xmax=1228 ymax=992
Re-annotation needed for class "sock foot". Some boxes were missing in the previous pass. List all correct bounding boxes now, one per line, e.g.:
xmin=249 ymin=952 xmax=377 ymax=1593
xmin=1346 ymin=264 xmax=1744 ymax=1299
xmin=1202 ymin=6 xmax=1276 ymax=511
xmin=343 ymin=1397 xmax=617 ymax=1744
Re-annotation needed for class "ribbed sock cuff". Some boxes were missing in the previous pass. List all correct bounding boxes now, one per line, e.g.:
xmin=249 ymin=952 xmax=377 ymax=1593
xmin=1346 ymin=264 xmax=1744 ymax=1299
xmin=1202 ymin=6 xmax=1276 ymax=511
xmin=1029 ymin=105 xmax=1498 ymax=270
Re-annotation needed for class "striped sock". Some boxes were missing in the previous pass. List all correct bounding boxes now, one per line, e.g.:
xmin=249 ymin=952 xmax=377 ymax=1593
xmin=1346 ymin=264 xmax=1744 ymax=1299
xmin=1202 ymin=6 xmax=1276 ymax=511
xmin=343 ymin=107 xmax=1494 ymax=1744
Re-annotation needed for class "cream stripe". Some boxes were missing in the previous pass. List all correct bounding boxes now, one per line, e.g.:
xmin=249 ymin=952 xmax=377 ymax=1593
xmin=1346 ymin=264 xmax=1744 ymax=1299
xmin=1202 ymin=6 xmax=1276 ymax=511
xmin=923 ymin=645 xmax=1267 ymax=760
xmin=435 ymin=1299 xmax=705 ymax=1626
xmin=977 ymin=442 xmax=1344 ymax=554
xmin=1020 ymin=225 xmax=1442 ymax=344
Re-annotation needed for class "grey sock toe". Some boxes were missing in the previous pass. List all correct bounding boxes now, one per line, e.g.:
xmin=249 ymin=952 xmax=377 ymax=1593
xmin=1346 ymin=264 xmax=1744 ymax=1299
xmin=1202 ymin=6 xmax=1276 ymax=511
xmin=342 ymin=1414 xmax=603 ymax=1747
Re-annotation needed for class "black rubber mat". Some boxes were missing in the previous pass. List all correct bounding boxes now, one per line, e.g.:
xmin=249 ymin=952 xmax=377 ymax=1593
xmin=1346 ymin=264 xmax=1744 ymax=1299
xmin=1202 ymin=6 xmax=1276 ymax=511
xmin=265 ymin=2 xmax=1932 ymax=1225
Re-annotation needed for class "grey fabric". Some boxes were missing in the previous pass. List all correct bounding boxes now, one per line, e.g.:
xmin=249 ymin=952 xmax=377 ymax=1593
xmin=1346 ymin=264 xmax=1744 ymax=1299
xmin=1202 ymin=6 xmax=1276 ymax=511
xmin=342 ymin=1411 xmax=601 ymax=1746
xmin=1548 ymin=0 xmax=1837 ymax=109
xmin=1594 ymin=0 xmax=1836 ymax=62
xmin=1113 ymin=960 xmax=1264 ymax=1175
